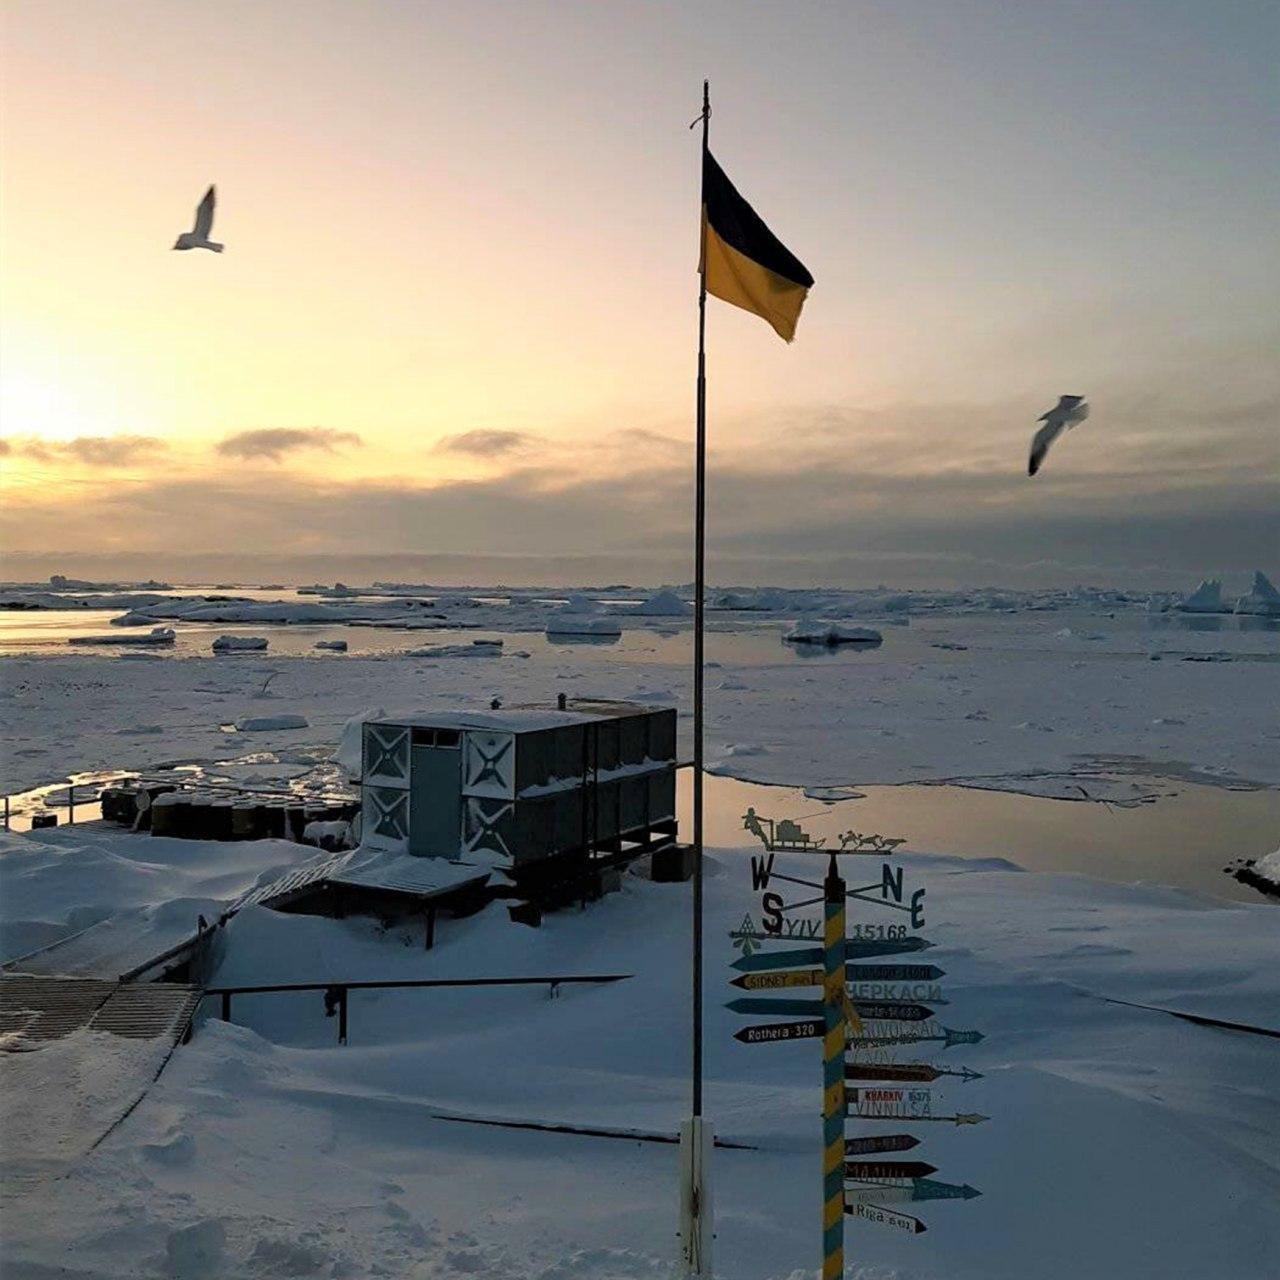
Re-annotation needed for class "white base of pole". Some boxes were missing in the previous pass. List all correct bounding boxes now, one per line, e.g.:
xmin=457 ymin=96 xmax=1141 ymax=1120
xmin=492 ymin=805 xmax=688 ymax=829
xmin=678 ymin=1117 xmax=714 ymax=1277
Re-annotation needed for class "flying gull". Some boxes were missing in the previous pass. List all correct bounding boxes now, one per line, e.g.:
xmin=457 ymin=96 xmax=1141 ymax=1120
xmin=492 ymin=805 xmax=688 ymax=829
xmin=172 ymin=185 xmax=223 ymax=253
xmin=1028 ymin=395 xmax=1088 ymax=475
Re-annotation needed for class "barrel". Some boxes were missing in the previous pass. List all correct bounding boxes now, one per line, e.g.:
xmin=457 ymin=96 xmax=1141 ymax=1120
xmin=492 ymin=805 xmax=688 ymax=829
xmin=208 ymin=797 xmax=234 ymax=841
xmin=230 ymin=801 xmax=264 ymax=841
xmin=150 ymin=792 xmax=184 ymax=837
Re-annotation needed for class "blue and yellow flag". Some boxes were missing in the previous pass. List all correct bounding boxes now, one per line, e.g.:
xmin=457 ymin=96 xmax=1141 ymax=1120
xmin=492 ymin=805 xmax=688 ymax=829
xmin=702 ymin=150 xmax=814 ymax=342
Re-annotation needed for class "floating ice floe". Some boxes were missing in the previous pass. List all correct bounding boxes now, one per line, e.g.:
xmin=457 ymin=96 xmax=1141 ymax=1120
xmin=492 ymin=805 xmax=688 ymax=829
xmin=783 ymin=620 xmax=882 ymax=646
xmin=232 ymin=713 xmax=309 ymax=732
xmin=211 ymin=635 xmax=269 ymax=652
xmin=633 ymin=589 xmax=691 ymax=617
xmin=546 ymin=616 xmax=622 ymax=638
xmin=1175 ymin=579 xmax=1228 ymax=614
xmin=545 ymin=596 xmax=621 ymax=637
xmin=69 ymin=626 xmax=176 ymax=647
xmin=407 ymin=639 xmax=504 ymax=659
xmin=1234 ymin=571 xmax=1280 ymax=617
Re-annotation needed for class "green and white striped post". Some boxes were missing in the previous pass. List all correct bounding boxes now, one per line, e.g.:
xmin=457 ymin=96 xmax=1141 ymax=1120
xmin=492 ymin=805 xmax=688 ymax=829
xmin=822 ymin=855 xmax=847 ymax=1278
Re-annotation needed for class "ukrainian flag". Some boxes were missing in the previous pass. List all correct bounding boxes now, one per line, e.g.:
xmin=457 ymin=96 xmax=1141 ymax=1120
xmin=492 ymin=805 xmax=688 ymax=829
xmin=702 ymin=150 xmax=814 ymax=342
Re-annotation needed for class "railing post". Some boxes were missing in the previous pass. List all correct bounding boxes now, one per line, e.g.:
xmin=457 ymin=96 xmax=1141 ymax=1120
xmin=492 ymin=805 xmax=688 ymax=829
xmin=68 ymin=783 xmax=75 ymax=826
xmin=338 ymin=987 xmax=348 ymax=1045
xmin=3 ymin=796 xmax=8 ymax=831
xmin=221 ymin=991 xmax=232 ymax=1022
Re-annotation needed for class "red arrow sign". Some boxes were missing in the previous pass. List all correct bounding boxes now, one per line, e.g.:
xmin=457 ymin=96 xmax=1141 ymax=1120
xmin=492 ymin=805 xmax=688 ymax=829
xmin=845 ymin=1160 xmax=937 ymax=1180
xmin=844 ymin=1134 xmax=920 ymax=1156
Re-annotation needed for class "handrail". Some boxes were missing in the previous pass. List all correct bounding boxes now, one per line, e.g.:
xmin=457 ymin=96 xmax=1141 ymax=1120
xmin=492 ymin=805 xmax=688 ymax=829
xmin=200 ymin=973 xmax=633 ymax=1045
xmin=204 ymin=974 xmax=632 ymax=996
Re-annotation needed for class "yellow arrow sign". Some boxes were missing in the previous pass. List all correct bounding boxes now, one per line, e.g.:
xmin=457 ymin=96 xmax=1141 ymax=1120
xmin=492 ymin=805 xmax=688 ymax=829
xmin=730 ymin=968 xmax=823 ymax=990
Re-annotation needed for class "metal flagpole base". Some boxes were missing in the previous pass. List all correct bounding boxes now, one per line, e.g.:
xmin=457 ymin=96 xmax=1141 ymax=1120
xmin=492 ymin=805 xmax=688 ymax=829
xmin=678 ymin=1116 xmax=715 ymax=1277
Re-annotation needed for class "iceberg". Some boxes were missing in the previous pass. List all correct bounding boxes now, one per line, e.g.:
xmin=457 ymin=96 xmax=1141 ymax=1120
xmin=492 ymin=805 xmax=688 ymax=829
xmin=1233 ymin=571 xmax=1280 ymax=617
xmin=1175 ymin=579 xmax=1228 ymax=614
xmin=633 ymin=588 xmax=691 ymax=617
xmin=784 ymin=620 xmax=882 ymax=646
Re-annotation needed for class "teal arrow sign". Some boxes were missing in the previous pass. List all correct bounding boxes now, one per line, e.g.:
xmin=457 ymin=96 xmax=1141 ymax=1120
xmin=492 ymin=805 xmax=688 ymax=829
xmin=731 ymin=937 xmax=935 ymax=973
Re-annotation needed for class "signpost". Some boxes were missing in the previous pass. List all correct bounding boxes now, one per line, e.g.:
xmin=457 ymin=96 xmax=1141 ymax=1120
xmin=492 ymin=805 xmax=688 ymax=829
xmin=725 ymin=832 xmax=989 ymax=1270
xmin=821 ymin=857 xmax=847 ymax=1280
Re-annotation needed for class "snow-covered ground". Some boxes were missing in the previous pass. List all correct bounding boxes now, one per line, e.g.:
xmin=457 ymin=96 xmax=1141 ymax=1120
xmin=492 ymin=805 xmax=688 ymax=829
xmin=1 ymin=584 xmax=1277 ymax=1278
xmin=2 ymin=833 xmax=1277 ymax=1278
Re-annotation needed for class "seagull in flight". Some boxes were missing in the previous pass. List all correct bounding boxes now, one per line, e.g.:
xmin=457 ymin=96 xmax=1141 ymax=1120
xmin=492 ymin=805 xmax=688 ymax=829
xmin=1028 ymin=395 xmax=1089 ymax=475
xmin=172 ymin=185 xmax=223 ymax=253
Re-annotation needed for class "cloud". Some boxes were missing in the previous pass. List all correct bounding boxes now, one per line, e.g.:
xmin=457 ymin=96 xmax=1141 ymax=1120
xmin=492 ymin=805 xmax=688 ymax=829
xmin=1 ymin=435 xmax=168 ymax=466
xmin=216 ymin=427 xmax=363 ymax=461
xmin=437 ymin=429 xmax=532 ymax=457
xmin=3 ymin=391 xmax=1274 ymax=589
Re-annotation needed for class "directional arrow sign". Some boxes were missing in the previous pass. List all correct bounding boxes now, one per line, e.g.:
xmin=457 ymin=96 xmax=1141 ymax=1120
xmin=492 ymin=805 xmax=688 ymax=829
xmin=856 ymin=1026 xmax=984 ymax=1050
xmin=848 ymin=1087 xmax=933 ymax=1118
xmin=846 ymin=964 xmax=945 ymax=983
xmin=846 ymin=1201 xmax=927 ymax=1234
xmin=847 ymin=1110 xmax=990 ymax=1126
xmin=844 ymin=1160 xmax=936 ymax=1180
xmin=845 ymin=1178 xmax=981 ymax=1207
xmin=845 ymin=1134 xmax=920 ymax=1156
xmin=845 ymin=1063 xmax=983 ymax=1084
xmin=732 ymin=963 xmax=945 ymax=990
xmin=910 ymin=1177 xmax=982 ymax=1202
xmin=731 ymin=937 xmax=934 ymax=973
xmin=730 ymin=968 xmax=822 ymax=991
xmin=728 ymin=997 xmax=934 ymax=1021
xmin=849 ymin=1001 xmax=935 ymax=1022
xmin=726 ymin=996 xmax=823 ymax=1018
xmin=733 ymin=1019 xmax=823 ymax=1045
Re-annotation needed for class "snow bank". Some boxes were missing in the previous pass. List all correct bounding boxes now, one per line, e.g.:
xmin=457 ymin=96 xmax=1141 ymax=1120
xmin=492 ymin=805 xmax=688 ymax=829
xmin=633 ymin=588 xmax=691 ymax=617
xmin=211 ymin=635 xmax=269 ymax=653
xmin=336 ymin=707 xmax=385 ymax=780
xmin=1234 ymin=570 xmax=1280 ymax=617
xmin=783 ymin=620 xmax=883 ymax=645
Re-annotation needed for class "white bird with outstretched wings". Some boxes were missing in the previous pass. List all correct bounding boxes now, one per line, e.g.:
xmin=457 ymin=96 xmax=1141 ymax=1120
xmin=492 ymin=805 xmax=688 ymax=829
xmin=173 ymin=185 xmax=223 ymax=253
xmin=1028 ymin=395 xmax=1089 ymax=475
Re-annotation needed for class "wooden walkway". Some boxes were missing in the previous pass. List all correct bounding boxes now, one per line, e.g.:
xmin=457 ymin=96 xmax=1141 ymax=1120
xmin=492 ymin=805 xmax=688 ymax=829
xmin=0 ymin=974 xmax=201 ymax=1051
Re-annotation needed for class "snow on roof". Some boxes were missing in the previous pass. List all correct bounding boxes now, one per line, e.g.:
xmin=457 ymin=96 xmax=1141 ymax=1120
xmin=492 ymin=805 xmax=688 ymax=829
xmin=369 ymin=699 xmax=671 ymax=733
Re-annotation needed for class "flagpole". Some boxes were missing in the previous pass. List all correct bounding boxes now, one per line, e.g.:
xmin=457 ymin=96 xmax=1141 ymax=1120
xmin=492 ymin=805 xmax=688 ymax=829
xmin=676 ymin=76 xmax=714 ymax=1280
xmin=692 ymin=75 xmax=710 ymax=1122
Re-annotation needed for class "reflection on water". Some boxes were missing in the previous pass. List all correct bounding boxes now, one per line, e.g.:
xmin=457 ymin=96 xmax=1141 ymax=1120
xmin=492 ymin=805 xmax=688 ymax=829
xmin=679 ymin=773 xmax=1279 ymax=904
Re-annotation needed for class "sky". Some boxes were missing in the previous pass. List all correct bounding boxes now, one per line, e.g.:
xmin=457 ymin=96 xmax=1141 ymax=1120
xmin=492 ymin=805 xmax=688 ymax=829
xmin=1 ymin=0 xmax=1277 ymax=588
